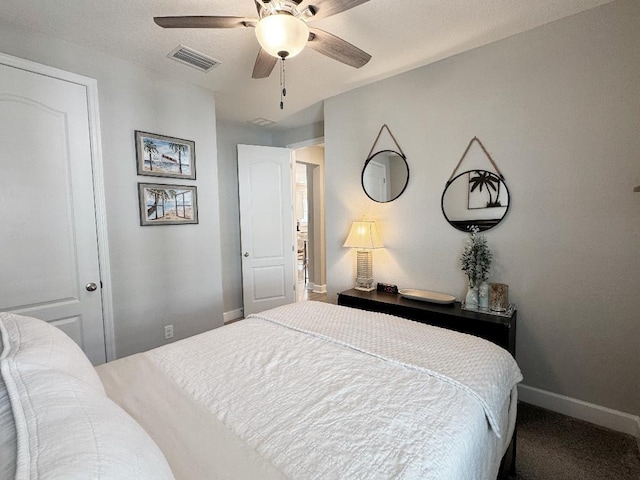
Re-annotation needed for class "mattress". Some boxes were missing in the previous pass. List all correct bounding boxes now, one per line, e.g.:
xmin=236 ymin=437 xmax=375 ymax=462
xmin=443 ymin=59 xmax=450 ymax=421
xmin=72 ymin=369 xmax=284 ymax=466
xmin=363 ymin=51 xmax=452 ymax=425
xmin=97 ymin=301 xmax=521 ymax=480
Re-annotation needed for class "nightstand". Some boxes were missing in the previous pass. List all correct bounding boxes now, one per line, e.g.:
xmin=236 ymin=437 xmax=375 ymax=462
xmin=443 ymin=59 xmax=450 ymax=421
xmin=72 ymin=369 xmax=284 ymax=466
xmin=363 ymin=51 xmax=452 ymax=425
xmin=337 ymin=288 xmax=516 ymax=356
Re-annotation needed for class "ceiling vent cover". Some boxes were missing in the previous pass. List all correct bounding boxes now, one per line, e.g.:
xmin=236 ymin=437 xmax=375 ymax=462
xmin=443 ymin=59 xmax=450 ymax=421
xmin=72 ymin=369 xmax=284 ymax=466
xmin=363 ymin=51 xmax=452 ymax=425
xmin=168 ymin=45 xmax=220 ymax=72
xmin=248 ymin=117 xmax=277 ymax=127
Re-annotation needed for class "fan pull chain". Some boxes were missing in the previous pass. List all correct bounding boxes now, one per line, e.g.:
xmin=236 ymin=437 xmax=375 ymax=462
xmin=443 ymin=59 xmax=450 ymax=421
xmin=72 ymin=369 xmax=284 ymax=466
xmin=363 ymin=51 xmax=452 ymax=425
xmin=279 ymin=57 xmax=287 ymax=110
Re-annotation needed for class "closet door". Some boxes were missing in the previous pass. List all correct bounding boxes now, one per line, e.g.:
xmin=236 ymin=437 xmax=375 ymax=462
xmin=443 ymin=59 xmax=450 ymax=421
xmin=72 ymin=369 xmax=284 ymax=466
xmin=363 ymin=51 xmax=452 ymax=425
xmin=0 ymin=58 xmax=107 ymax=364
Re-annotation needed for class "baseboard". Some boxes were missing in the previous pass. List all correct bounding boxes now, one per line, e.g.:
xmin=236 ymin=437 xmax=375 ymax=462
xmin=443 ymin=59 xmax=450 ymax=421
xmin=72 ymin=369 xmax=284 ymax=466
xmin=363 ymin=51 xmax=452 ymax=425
xmin=223 ymin=308 xmax=244 ymax=324
xmin=311 ymin=284 xmax=327 ymax=294
xmin=519 ymin=384 xmax=640 ymax=440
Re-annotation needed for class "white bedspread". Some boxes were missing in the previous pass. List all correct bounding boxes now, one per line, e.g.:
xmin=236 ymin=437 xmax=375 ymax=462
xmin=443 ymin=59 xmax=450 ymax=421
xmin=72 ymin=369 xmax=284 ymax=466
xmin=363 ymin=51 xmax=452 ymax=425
xmin=251 ymin=301 xmax=522 ymax=438
xmin=100 ymin=301 xmax=521 ymax=480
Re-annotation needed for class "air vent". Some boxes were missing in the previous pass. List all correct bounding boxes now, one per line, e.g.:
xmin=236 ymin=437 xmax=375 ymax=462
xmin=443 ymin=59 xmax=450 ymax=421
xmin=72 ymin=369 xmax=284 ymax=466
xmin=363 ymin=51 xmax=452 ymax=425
xmin=248 ymin=117 xmax=277 ymax=127
xmin=167 ymin=45 xmax=220 ymax=72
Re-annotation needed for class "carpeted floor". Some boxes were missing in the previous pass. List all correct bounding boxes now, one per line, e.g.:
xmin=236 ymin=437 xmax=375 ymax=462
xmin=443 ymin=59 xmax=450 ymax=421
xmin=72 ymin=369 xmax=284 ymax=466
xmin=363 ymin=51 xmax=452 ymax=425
xmin=515 ymin=402 xmax=640 ymax=479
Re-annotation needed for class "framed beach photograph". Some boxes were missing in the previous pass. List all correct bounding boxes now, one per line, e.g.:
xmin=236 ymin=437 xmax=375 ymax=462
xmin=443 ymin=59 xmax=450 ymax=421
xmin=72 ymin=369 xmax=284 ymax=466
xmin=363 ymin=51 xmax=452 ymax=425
xmin=135 ymin=131 xmax=196 ymax=180
xmin=138 ymin=183 xmax=198 ymax=226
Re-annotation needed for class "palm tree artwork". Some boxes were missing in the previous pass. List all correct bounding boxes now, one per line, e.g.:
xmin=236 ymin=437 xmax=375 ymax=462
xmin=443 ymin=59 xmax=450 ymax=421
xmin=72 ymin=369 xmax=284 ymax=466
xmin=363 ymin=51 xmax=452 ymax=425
xmin=168 ymin=142 xmax=188 ymax=175
xmin=468 ymin=170 xmax=502 ymax=208
xmin=139 ymin=183 xmax=197 ymax=226
xmin=146 ymin=188 xmax=177 ymax=219
xmin=143 ymin=139 xmax=159 ymax=171
xmin=136 ymin=132 xmax=195 ymax=179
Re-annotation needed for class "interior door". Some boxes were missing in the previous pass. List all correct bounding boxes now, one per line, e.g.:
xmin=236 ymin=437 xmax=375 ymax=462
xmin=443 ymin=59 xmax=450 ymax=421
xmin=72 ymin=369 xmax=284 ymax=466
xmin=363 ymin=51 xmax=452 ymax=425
xmin=0 ymin=61 xmax=106 ymax=364
xmin=362 ymin=160 xmax=388 ymax=202
xmin=238 ymin=144 xmax=295 ymax=316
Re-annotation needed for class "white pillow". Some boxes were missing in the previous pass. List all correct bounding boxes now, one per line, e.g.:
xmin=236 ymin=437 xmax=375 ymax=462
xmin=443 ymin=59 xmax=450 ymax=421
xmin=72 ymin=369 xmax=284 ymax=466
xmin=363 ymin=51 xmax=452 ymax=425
xmin=3 ymin=366 xmax=176 ymax=480
xmin=0 ymin=312 xmax=176 ymax=480
xmin=0 ymin=312 xmax=104 ymax=393
xmin=0 ymin=335 xmax=17 ymax=480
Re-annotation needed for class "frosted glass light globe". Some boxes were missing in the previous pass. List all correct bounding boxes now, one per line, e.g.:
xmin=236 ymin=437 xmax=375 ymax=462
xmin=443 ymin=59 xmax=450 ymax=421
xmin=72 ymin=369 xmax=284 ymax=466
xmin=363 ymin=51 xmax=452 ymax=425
xmin=255 ymin=14 xmax=309 ymax=59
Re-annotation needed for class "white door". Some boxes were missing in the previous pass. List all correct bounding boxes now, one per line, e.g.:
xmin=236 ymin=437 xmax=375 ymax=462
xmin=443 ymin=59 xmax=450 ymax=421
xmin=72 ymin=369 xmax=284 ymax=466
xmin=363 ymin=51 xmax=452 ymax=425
xmin=238 ymin=144 xmax=295 ymax=316
xmin=363 ymin=160 xmax=388 ymax=202
xmin=0 ymin=60 xmax=107 ymax=364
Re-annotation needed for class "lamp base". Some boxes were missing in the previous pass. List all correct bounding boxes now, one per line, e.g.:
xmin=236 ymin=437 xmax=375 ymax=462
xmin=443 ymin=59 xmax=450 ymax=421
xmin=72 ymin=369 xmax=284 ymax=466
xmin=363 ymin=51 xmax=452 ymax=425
xmin=354 ymin=285 xmax=376 ymax=292
xmin=354 ymin=249 xmax=375 ymax=292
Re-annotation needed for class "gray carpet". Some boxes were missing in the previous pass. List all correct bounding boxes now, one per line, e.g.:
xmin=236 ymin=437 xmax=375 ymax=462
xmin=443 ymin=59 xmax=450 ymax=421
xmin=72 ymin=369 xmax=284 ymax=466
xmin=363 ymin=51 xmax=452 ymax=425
xmin=515 ymin=402 xmax=640 ymax=479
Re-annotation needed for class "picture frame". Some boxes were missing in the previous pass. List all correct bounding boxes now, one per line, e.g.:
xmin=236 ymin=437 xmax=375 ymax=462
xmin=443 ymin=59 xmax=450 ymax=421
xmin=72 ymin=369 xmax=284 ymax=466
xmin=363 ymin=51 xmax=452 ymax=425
xmin=135 ymin=131 xmax=196 ymax=180
xmin=138 ymin=183 xmax=198 ymax=226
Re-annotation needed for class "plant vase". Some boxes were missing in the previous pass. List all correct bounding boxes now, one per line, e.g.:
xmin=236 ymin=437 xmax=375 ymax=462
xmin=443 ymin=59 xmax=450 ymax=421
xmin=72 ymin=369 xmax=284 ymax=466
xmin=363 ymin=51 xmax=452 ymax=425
xmin=478 ymin=281 xmax=489 ymax=309
xmin=465 ymin=284 xmax=479 ymax=308
xmin=460 ymin=226 xmax=492 ymax=311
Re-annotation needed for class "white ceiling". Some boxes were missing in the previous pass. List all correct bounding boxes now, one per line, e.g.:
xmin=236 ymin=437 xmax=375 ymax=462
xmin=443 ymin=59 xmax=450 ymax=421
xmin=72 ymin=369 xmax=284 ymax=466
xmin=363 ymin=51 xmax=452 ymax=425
xmin=2 ymin=0 xmax=614 ymax=131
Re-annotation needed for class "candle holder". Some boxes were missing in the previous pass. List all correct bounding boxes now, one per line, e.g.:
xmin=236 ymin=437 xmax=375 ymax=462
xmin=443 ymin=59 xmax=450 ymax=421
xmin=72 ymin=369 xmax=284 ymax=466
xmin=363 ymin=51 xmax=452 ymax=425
xmin=489 ymin=283 xmax=509 ymax=312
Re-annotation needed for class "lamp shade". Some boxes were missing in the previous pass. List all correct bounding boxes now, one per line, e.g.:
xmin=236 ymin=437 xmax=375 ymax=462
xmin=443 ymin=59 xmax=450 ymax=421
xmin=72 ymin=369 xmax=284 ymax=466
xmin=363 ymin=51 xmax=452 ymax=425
xmin=343 ymin=221 xmax=384 ymax=249
xmin=255 ymin=14 xmax=309 ymax=59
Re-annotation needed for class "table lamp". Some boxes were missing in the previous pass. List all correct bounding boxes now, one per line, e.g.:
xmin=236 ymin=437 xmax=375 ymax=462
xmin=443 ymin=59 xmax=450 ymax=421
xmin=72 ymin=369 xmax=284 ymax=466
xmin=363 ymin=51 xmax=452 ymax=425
xmin=343 ymin=219 xmax=384 ymax=291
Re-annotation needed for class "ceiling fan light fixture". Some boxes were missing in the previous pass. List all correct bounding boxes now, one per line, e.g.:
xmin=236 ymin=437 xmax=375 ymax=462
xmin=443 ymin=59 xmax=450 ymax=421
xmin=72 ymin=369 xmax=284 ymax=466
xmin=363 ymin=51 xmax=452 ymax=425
xmin=255 ymin=13 xmax=309 ymax=59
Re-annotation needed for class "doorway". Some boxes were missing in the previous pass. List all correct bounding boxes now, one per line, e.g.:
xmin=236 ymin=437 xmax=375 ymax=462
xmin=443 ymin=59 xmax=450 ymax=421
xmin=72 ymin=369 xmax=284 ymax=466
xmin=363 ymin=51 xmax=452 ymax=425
xmin=237 ymin=142 xmax=325 ymax=316
xmin=292 ymin=143 xmax=326 ymax=302
xmin=294 ymin=163 xmax=309 ymax=294
xmin=237 ymin=144 xmax=296 ymax=316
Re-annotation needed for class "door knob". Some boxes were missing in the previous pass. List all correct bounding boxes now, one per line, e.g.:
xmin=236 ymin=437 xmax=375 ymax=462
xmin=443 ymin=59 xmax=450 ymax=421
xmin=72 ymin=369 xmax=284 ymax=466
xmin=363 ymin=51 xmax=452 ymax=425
xmin=243 ymin=252 xmax=249 ymax=257
xmin=86 ymin=282 xmax=98 ymax=292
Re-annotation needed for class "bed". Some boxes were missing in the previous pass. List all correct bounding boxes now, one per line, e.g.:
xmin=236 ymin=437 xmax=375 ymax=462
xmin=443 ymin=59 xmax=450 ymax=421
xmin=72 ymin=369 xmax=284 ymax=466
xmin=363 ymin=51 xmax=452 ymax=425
xmin=0 ymin=301 xmax=522 ymax=480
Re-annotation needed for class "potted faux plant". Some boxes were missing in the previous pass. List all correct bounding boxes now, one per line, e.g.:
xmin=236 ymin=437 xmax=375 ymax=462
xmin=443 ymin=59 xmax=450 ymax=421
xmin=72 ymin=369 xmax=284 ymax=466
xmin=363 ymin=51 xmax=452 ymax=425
xmin=461 ymin=226 xmax=492 ymax=308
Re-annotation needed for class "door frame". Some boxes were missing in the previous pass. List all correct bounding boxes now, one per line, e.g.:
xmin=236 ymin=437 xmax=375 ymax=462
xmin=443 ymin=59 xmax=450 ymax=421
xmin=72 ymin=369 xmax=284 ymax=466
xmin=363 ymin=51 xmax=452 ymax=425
xmin=0 ymin=51 xmax=115 ymax=361
xmin=288 ymin=137 xmax=326 ymax=294
xmin=363 ymin=158 xmax=389 ymax=202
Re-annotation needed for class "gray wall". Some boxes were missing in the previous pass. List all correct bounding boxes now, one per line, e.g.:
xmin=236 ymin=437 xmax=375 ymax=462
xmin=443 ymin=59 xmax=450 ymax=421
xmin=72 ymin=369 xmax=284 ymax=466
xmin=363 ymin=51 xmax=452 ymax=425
xmin=325 ymin=0 xmax=640 ymax=416
xmin=216 ymin=121 xmax=273 ymax=316
xmin=272 ymin=122 xmax=324 ymax=147
xmin=0 ymin=19 xmax=225 ymax=358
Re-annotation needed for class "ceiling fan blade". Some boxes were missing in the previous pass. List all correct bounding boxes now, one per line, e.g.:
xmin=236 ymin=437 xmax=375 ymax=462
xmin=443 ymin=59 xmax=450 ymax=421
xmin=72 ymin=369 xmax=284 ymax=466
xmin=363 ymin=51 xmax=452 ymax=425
xmin=154 ymin=16 xmax=255 ymax=29
xmin=307 ymin=28 xmax=371 ymax=68
xmin=252 ymin=48 xmax=278 ymax=79
xmin=297 ymin=0 xmax=369 ymax=21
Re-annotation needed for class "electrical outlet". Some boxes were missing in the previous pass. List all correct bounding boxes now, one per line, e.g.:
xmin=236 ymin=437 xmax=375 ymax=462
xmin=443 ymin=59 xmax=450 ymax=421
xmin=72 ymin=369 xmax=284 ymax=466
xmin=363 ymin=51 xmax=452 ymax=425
xmin=164 ymin=324 xmax=174 ymax=340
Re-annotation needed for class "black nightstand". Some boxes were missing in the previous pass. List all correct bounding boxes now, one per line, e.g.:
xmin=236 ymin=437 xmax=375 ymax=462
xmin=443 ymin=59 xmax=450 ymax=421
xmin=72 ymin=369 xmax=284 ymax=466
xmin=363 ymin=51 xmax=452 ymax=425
xmin=337 ymin=288 xmax=516 ymax=356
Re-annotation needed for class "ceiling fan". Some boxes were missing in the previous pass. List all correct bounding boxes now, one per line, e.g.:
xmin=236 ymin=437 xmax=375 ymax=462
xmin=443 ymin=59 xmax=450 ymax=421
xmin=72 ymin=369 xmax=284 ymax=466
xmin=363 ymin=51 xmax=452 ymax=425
xmin=154 ymin=0 xmax=372 ymax=80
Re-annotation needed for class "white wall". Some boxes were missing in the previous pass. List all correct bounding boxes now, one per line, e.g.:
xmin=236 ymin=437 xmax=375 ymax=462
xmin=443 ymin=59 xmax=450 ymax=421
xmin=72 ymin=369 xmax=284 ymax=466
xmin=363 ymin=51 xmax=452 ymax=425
xmin=325 ymin=0 xmax=640 ymax=417
xmin=216 ymin=121 xmax=273 ymax=317
xmin=0 ymin=19 xmax=225 ymax=358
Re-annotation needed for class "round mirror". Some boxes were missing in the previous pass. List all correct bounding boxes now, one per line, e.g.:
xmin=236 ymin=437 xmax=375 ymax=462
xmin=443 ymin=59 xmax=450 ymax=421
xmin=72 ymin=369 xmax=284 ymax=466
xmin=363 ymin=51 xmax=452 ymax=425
xmin=441 ymin=169 xmax=510 ymax=232
xmin=361 ymin=150 xmax=409 ymax=203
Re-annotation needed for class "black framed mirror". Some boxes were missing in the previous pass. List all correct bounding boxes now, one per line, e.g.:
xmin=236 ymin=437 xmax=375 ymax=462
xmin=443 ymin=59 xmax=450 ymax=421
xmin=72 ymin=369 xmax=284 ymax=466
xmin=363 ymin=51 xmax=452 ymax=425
xmin=441 ymin=169 xmax=510 ymax=232
xmin=361 ymin=150 xmax=409 ymax=203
